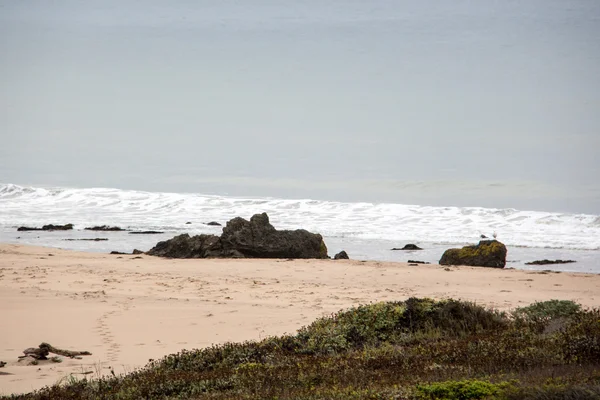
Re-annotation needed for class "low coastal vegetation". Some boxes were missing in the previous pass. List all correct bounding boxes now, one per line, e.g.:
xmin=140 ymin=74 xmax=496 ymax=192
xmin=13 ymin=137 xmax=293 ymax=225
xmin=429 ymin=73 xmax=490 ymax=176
xmin=5 ymin=298 xmax=599 ymax=400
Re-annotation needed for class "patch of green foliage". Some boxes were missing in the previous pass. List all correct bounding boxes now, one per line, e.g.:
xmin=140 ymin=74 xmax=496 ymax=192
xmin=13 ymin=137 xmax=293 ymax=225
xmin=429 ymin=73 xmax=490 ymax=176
xmin=416 ymin=379 xmax=510 ymax=399
xmin=319 ymin=238 xmax=329 ymax=259
xmin=457 ymin=240 xmax=504 ymax=259
xmin=294 ymin=298 xmax=507 ymax=355
xmin=502 ymin=384 xmax=600 ymax=400
xmin=3 ymin=298 xmax=600 ymax=400
xmin=513 ymin=300 xmax=582 ymax=324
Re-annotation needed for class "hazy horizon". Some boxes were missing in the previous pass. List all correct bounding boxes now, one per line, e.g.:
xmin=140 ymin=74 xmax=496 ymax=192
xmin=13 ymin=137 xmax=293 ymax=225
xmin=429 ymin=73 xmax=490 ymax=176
xmin=2 ymin=1 xmax=599 ymax=214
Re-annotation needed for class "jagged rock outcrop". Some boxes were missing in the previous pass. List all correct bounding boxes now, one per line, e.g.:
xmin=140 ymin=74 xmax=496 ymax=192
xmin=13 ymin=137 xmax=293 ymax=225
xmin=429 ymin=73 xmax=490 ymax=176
xmin=439 ymin=240 xmax=507 ymax=268
xmin=147 ymin=213 xmax=329 ymax=259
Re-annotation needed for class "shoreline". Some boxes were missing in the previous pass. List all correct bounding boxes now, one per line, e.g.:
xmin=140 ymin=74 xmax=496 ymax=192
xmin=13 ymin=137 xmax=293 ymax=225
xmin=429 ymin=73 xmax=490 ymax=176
xmin=3 ymin=229 xmax=600 ymax=274
xmin=1 ymin=243 xmax=599 ymax=395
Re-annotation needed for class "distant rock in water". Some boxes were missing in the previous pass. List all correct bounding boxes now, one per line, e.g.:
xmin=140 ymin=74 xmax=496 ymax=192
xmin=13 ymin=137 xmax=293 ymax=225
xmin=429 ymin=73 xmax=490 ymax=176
xmin=64 ymin=238 xmax=108 ymax=241
xmin=391 ymin=244 xmax=423 ymax=251
xmin=43 ymin=224 xmax=73 ymax=230
xmin=17 ymin=224 xmax=74 ymax=231
xmin=525 ymin=259 xmax=576 ymax=265
xmin=185 ymin=222 xmax=192 ymax=224
xmin=85 ymin=225 xmax=125 ymax=231
xmin=439 ymin=240 xmax=507 ymax=268
xmin=333 ymin=251 xmax=349 ymax=260
xmin=129 ymin=231 xmax=164 ymax=235
xmin=147 ymin=212 xmax=329 ymax=259
xmin=206 ymin=221 xmax=222 ymax=226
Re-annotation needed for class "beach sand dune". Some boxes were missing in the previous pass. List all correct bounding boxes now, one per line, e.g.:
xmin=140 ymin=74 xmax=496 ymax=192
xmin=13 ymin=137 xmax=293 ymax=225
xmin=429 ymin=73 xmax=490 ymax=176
xmin=1 ymin=243 xmax=599 ymax=394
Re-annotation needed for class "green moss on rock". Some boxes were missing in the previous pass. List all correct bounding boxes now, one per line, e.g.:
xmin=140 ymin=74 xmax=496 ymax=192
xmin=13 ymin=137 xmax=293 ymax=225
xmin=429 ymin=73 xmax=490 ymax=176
xmin=319 ymin=238 xmax=329 ymax=259
xmin=439 ymin=240 xmax=507 ymax=268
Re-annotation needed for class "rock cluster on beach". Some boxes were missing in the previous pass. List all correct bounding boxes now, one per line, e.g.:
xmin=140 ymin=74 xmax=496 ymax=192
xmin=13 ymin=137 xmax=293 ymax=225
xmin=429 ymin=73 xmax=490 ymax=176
xmin=439 ymin=240 xmax=507 ymax=268
xmin=17 ymin=224 xmax=74 ymax=231
xmin=525 ymin=259 xmax=576 ymax=265
xmin=147 ymin=212 xmax=329 ymax=259
xmin=84 ymin=225 xmax=125 ymax=231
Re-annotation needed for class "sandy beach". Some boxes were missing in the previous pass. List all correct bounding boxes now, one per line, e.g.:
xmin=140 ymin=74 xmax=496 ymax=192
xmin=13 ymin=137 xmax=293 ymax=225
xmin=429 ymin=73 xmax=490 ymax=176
xmin=1 ymin=243 xmax=599 ymax=395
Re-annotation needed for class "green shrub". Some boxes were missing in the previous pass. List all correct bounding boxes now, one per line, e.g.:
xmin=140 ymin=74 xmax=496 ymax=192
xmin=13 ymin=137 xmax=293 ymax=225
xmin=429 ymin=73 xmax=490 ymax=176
xmin=294 ymin=298 xmax=507 ymax=355
xmin=502 ymin=384 xmax=600 ymax=400
xmin=415 ymin=379 xmax=509 ymax=399
xmin=4 ymin=299 xmax=599 ymax=400
xmin=513 ymin=300 xmax=582 ymax=325
xmin=558 ymin=309 xmax=600 ymax=363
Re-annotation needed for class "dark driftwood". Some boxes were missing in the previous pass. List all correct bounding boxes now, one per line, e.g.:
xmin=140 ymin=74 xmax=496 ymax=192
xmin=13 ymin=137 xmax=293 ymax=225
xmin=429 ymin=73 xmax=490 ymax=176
xmin=21 ymin=347 xmax=49 ymax=360
xmin=20 ymin=343 xmax=92 ymax=360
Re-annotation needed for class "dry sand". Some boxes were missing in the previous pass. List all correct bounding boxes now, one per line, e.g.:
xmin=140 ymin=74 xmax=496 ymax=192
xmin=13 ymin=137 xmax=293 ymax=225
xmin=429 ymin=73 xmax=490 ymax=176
xmin=1 ymin=243 xmax=599 ymax=395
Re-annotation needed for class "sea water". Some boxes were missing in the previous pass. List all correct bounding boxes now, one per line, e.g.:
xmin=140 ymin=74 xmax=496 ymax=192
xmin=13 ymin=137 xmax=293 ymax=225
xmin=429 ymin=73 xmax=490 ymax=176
xmin=1 ymin=184 xmax=598 ymax=273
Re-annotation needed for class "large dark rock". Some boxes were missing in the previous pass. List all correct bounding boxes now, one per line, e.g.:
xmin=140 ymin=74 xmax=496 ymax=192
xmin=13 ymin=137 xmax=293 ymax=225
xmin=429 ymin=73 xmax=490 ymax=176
xmin=147 ymin=213 xmax=329 ymax=259
xmin=17 ymin=224 xmax=74 ymax=231
xmin=439 ymin=240 xmax=507 ymax=268
xmin=219 ymin=213 xmax=328 ymax=259
xmin=147 ymin=234 xmax=223 ymax=258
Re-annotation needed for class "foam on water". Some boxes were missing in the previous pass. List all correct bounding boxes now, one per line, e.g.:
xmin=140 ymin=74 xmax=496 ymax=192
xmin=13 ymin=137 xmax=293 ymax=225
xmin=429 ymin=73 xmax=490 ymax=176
xmin=1 ymin=183 xmax=599 ymax=251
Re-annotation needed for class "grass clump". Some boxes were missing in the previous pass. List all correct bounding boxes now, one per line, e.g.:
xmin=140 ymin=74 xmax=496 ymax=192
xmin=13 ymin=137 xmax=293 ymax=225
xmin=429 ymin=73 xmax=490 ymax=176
xmin=416 ymin=379 xmax=510 ymax=399
xmin=3 ymin=297 xmax=599 ymax=400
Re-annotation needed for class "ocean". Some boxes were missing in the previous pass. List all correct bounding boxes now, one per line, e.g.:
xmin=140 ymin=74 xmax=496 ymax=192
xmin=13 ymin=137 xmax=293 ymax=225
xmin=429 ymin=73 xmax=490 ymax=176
xmin=1 ymin=183 xmax=599 ymax=273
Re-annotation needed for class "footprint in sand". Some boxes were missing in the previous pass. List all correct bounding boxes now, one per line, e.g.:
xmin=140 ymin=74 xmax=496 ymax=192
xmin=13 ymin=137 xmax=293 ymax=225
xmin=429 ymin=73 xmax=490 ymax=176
xmin=94 ymin=299 xmax=132 ymax=363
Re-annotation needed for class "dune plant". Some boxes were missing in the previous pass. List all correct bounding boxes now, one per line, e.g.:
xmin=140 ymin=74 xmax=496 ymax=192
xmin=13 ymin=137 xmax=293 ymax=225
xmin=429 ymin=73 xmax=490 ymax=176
xmin=3 ymin=298 xmax=599 ymax=400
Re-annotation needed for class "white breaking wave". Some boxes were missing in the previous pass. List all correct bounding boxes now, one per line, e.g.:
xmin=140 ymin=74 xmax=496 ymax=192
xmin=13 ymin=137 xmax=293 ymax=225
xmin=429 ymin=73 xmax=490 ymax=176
xmin=1 ymin=183 xmax=599 ymax=250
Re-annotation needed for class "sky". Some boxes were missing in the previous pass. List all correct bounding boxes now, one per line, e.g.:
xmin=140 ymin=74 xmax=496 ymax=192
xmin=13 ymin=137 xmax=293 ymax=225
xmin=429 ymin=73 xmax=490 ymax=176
xmin=1 ymin=0 xmax=599 ymax=213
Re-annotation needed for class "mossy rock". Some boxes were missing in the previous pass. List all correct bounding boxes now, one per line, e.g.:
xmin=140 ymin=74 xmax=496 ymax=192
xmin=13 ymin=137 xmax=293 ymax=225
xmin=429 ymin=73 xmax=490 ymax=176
xmin=439 ymin=240 xmax=507 ymax=268
xmin=319 ymin=239 xmax=329 ymax=259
